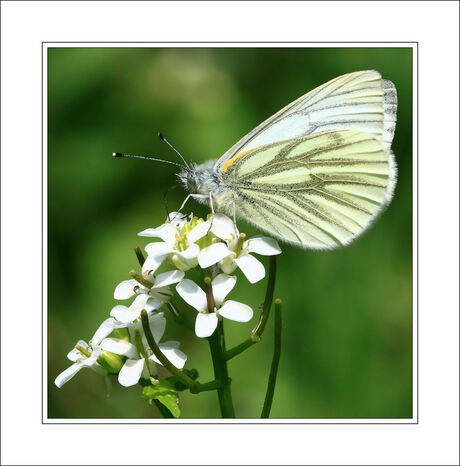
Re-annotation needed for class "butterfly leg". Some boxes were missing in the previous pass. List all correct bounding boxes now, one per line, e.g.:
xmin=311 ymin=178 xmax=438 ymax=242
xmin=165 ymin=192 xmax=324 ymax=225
xmin=231 ymin=200 xmax=236 ymax=225
xmin=170 ymin=194 xmax=192 ymax=221
xmin=170 ymin=193 xmax=206 ymax=221
xmin=206 ymin=191 xmax=215 ymax=234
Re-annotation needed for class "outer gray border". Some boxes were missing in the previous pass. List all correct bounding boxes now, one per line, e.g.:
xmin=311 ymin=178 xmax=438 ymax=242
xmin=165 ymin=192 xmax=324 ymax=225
xmin=42 ymin=42 xmax=418 ymax=425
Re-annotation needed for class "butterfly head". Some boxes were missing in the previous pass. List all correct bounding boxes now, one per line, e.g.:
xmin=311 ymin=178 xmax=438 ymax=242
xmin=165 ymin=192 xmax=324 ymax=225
xmin=177 ymin=162 xmax=198 ymax=193
xmin=178 ymin=160 xmax=221 ymax=198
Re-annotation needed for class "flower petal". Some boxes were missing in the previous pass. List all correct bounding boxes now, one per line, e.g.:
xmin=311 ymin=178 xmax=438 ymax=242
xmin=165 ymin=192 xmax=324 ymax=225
xmin=147 ymin=312 xmax=167 ymax=343
xmin=81 ymin=348 xmax=100 ymax=366
xmin=144 ymin=298 xmax=164 ymax=313
xmin=152 ymin=342 xmax=188 ymax=369
xmin=128 ymin=293 xmax=150 ymax=312
xmin=91 ymin=318 xmax=116 ymax=345
xmin=100 ymin=338 xmax=138 ymax=358
xmin=177 ymin=243 xmax=200 ymax=260
xmin=55 ymin=362 xmax=84 ymax=388
xmin=246 ymin=236 xmax=282 ymax=256
xmin=139 ymin=223 xmax=177 ymax=243
xmin=211 ymin=213 xmax=239 ymax=241
xmin=195 ymin=312 xmax=218 ymax=338
xmin=234 ymin=253 xmax=265 ymax=283
xmin=153 ymin=269 xmax=185 ymax=288
xmin=167 ymin=211 xmax=187 ymax=225
xmin=219 ymin=300 xmax=253 ymax=322
xmin=198 ymin=243 xmax=232 ymax=269
xmin=142 ymin=242 xmax=173 ymax=274
xmin=137 ymin=228 xmax=158 ymax=236
xmin=188 ymin=221 xmax=211 ymax=243
xmin=158 ymin=340 xmax=180 ymax=349
xmin=176 ymin=279 xmax=207 ymax=312
xmin=110 ymin=305 xmax=135 ymax=324
xmin=212 ymin=274 xmax=236 ymax=305
xmin=118 ymin=359 xmax=145 ymax=387
xmin=114 ymin=279 xmax=140 ymax=300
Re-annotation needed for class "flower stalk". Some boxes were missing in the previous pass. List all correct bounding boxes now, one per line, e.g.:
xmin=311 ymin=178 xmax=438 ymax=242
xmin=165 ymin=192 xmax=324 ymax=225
xmin=207 ymin=319 xmax=235 ymax=418
xmin=261 ymin=298 xmax=282 ymax=418
xmin=140 ymin=310 xmax=196 ymax=389
xmin=225 ymin=256 xmax=277 ymax=360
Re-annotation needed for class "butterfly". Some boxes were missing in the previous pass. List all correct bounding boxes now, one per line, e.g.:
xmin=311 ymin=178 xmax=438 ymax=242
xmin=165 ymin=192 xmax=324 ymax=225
xmin=116 ymin=70 xmax=397 ymax=250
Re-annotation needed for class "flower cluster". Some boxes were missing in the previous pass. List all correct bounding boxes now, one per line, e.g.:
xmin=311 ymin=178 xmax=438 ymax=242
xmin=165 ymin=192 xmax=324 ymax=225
xmin=55 ymin=212 xmax=281 ymax=393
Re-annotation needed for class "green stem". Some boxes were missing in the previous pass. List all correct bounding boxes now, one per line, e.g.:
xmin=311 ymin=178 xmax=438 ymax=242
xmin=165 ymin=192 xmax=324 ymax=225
xmin=225 ymin=256 xmax=277 ymax=360
xmin=261 ymin=298 xmax=282 ymax=418
xmin=134 ymin=330 xmax=152 ymax=377
xmin=224 ymin=334 xmax=260 ymax=361
xmin=140 ymin=310 xmax=196 ymax=389
xmin=252 ymin=255 xmax=277 ymax=336
xmin=194 ymin=379 xmax=222 ymax=392
xmin=208 ymin=319 xmax=235 ymax=418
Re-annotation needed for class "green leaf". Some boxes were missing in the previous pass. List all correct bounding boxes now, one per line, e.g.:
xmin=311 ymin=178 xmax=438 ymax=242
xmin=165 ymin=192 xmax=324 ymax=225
xmin=142 ymin=380 xmax=181 ymax=418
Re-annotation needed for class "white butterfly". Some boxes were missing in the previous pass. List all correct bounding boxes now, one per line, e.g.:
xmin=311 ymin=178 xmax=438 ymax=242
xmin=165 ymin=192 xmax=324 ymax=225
xmin=176 ymin=70 xmax=397 ymax=249
xmin=117 ymin=70 xmax=398 ymax=250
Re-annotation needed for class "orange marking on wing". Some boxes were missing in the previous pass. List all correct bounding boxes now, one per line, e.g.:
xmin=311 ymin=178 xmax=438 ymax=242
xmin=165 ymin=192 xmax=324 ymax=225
xmin=222 ymin=148 xmax=253 ymax=172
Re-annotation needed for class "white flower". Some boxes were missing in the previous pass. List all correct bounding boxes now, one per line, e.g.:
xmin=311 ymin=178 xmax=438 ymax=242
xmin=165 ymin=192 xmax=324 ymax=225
xmin=109 ymin=293 xmax=164 ymax=324
xmin=95 ymin=294 xmax=169 ymax=343
xmin=176 ymin=274 xmax=253 ymax=338
xmin=139 ymin=213 xmax=232 ymax=273
xmin=114 ymin=269 xmax=184 ymax=301
xmin=138 ymin=212 xmax=200 ymax=272
xmin=54 ymin=320 xmax=114 ymax=388
xmin=100 ymin=312 xmax=187 ymax=387
xmin=196 ymin=214 xmax=282 ymax=283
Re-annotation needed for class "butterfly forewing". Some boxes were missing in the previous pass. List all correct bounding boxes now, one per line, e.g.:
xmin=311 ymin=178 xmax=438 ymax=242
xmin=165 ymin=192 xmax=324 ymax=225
xmin=220 ymin=130 xmax=396 ymax=249
xmin=215 ymin=70 xmax=397 ymax=174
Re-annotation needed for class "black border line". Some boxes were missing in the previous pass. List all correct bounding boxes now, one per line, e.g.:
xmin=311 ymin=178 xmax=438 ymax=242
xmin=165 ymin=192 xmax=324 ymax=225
xmin=42 ymin=41 xmax=419 ymax=425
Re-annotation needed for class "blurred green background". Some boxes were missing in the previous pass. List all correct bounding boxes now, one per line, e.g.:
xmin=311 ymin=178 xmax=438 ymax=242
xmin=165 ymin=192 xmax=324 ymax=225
xmin=48 ymin=47 xmax=413 ymax=419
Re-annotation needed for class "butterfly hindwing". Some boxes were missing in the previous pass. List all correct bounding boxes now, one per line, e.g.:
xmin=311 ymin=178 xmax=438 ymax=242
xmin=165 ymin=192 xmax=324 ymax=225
xmin=219 ymin=130 xmax=396 ymax=249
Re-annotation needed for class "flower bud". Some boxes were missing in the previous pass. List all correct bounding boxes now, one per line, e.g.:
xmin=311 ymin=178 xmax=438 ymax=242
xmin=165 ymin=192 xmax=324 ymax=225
xmin=97 ymin=351 xmax=124 ymax=374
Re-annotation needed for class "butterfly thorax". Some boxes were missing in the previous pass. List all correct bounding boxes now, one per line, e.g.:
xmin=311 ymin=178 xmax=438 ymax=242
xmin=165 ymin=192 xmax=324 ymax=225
xmin=177 ymin=161 xmax=234 ymax=211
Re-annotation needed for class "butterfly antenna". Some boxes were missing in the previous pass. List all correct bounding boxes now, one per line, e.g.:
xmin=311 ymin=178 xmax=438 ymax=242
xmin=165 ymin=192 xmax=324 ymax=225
xmin=157 ymin=132 xmax=191 ymax=170
xmin=112 ymin=152 xmax=184 ymax=169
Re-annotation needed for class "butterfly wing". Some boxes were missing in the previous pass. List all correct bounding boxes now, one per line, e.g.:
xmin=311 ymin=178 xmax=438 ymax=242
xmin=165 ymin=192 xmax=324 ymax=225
xmin=219 ymin=130 xmax=396 ymax=249
xmin=215 ymin=70 xmax=397 ymax=173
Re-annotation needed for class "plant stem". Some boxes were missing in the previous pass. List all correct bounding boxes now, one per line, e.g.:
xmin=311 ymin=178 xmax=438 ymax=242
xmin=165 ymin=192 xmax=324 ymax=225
xmin=225 ymin=256 xmax=277 ymax=360
xmin=194 ymin=379 xmax=222 ymax=392
xmin=140 ymin=310 xmax=196 ymax=389
xmin=224 ymin=334 xmax=260 ymax=360
xmin=208 ymin=319 xmax=235 ymax=418
xmin=261 ymin=298 xmax=282 ymax=418
xmin=252 ymin=255 xmax=277 ymax=336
